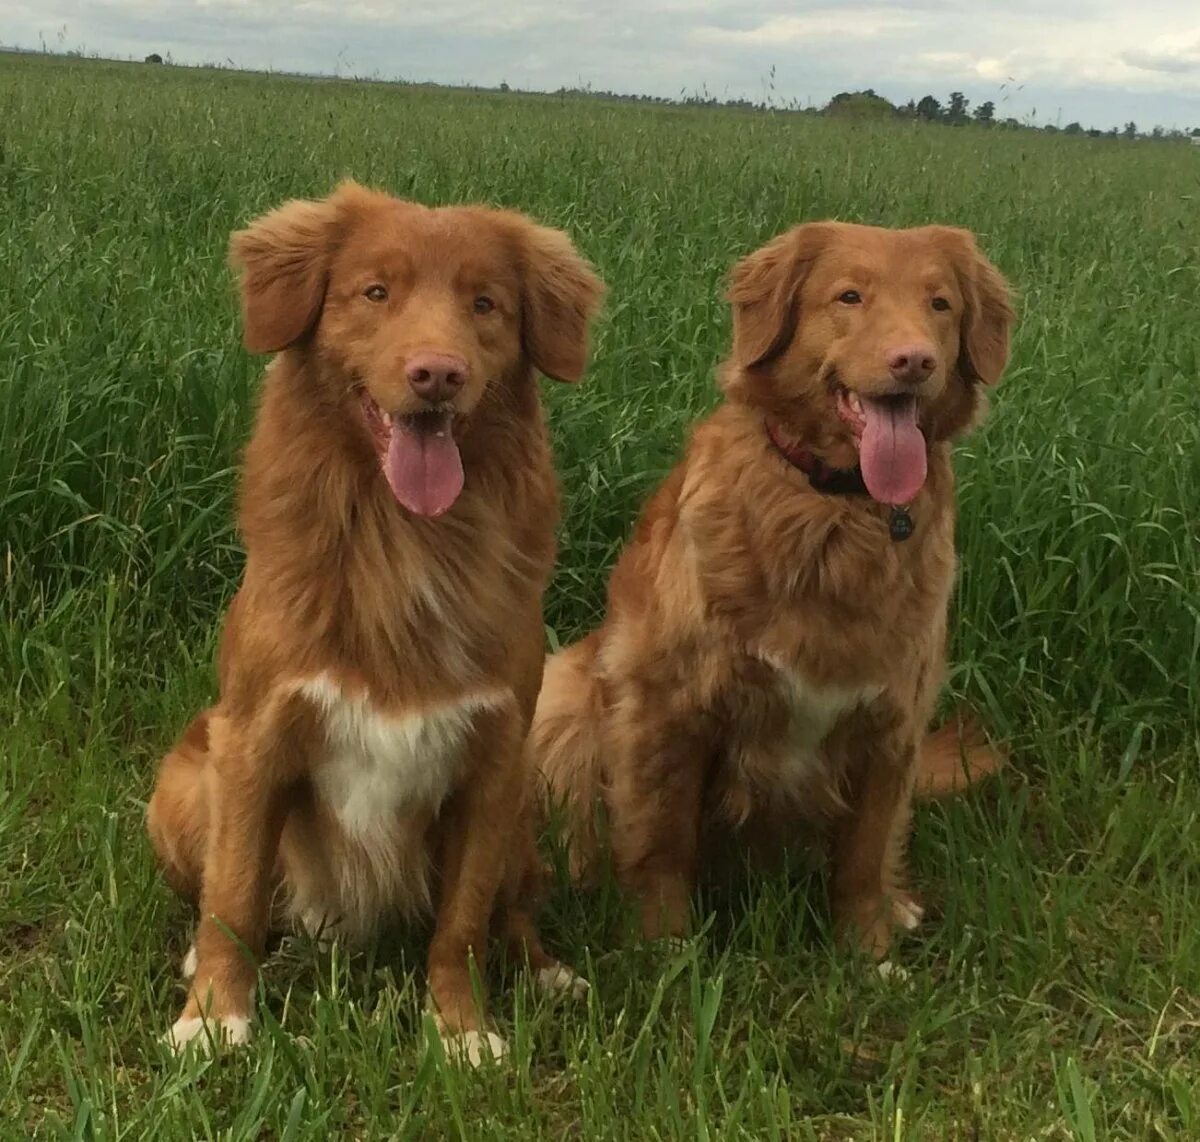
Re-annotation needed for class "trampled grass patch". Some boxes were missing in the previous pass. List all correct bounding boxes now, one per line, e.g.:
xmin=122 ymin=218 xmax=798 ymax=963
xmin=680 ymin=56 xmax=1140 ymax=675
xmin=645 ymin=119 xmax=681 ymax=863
xmin=1 ymin=52 xmax=1198 ymax=1139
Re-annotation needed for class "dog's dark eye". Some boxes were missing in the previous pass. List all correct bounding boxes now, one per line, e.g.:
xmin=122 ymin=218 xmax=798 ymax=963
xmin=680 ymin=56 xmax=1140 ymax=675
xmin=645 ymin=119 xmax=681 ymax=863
xmin=931 ymin=296 xmax=951 ymax=312
xmin=473 ymin=295 xmax=495 ymax=315
xmin=838 ymin=290 xmax=862 ymax=305
xmin=364 ymin=284 xmax=388 ymax=302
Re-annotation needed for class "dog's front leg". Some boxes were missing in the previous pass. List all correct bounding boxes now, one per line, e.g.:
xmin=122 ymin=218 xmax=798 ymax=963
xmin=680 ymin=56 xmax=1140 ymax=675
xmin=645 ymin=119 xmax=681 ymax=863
xmin=166 ymin=699 xmax=309 ymax=1051
xmin=426 ymin=700 xmax=522 ymax=1066
xmin=829 ymin=722 xmax=920 ymax=962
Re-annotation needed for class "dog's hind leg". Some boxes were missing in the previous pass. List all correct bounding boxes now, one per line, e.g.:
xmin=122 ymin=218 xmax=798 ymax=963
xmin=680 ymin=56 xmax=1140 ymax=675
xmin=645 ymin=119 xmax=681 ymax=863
xmin=158 ymin=695 xmax=314 ymax=1053
xmin=147 ymin=710 xmax=215 ymax=906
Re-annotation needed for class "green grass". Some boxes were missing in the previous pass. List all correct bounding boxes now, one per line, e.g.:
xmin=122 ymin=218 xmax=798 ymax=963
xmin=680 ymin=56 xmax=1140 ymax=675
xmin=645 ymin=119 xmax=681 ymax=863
xmin=2 ymin=51 xmax=1198 ymax=1139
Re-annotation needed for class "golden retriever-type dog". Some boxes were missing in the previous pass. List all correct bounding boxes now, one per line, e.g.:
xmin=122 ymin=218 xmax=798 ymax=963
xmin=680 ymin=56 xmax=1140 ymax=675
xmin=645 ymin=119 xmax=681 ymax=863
xmin=146 ymin=181 xmax=604 ymax=1063
xmin=532 ymin=221 xmax=1013 ymax=962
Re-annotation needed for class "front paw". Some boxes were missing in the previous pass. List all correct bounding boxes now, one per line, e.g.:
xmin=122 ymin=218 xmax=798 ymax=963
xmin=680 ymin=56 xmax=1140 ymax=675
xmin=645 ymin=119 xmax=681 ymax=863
xmin=164 ymin=1000 xmax=253 ymax=1054
xmin=533 ymin=962 xmax=591 ymax=1003
xmin=430 ymin=1012 xmax=509 ymax=1068
xmin=837 ymin=887 xmax=926 ymax=958
xmin=443 ymin=1029 xmax=509 ymax=1067
xmin=891 ymin=891 xmax=925 ymax=932
xmin=836 ymin=894 xmax=899 ymax=961
xmin=164 ymin=976 xmax=255 ymax=1055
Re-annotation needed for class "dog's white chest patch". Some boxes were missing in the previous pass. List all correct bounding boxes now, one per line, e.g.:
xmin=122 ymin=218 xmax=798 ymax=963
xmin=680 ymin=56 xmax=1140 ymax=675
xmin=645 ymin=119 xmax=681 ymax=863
xmin=298 ymin=675 xmax=509 ymax=839
xmin=722 ymin=653 xmax=886 ymax=826
xmin=751 ymin=652 xmax=883 ymax=788
xmin=776 ymin=669 xmax=881 ymax=760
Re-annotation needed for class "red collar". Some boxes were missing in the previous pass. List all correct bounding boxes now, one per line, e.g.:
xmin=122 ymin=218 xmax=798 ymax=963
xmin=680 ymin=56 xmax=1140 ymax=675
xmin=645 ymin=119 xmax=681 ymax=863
xmin=764 ymin=417 xmax=916 ymax=541
xmin=764 ymin=417 xmax=869 ymax=496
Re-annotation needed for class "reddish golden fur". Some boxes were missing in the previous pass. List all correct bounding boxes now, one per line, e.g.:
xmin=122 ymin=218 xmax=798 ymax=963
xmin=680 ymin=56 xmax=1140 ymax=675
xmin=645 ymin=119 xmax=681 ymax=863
xmin=532 ymin=222 xmax=1013 ymax=957
xmin=146 ymin=181 xmax=604 ymax=1052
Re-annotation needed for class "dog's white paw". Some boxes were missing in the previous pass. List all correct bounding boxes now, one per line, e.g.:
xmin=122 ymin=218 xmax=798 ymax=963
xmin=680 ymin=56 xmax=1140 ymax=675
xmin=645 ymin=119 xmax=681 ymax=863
xmin=181 ymin=945 xmax=197 ymax=979
xmin=440 ymin=1028 xmax=509 ymax=1068
xmin=875 ymin=960 xmax=911 ymax=984
xmin=892 ymin=897 xmax=925 ymax=932
xmin=164 ymin=1013 xmax=252 ymax=1054
xmin=534 ymin=963 xmax=590 ymax=1002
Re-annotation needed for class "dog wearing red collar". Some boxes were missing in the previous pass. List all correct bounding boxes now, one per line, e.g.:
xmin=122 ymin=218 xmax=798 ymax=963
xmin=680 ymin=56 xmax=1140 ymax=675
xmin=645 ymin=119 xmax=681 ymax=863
xmin=529 ymin=221 xmax=1014 ymax=962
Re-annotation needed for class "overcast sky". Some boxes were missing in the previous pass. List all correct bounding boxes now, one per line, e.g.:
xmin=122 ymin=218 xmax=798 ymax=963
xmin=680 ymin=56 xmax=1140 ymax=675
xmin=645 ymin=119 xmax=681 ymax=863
xmin=4 ymin=1 xmax=1200 ymax=130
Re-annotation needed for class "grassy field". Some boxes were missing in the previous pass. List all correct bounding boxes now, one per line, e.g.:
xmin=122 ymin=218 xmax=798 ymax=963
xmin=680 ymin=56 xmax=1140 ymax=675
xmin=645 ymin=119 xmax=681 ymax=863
xmin=1 ymin=51 xmax=1198 ymax=1139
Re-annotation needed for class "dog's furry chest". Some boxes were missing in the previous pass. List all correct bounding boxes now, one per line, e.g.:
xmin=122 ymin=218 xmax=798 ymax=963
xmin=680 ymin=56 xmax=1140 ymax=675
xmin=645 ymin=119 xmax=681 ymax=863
xmin=300 ymin=674 xmax=506 ymax=829
xmin=777 ymin=667 xmax=880 ymax=759
xmin=287 ymin=674 xmax=510 ymax=939
xmin=720 ymin=656 xmax=882 ymax=822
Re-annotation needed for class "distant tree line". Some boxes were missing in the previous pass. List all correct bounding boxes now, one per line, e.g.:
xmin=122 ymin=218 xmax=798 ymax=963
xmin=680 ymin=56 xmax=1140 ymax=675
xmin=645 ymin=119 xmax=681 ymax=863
xmin=824 ymin=88 xmax=1198 ymax=142
xmin=541 ymin=81 xmax=1197 ymax=141
xmin=38 ymin=47 xmax=1200 ymax=141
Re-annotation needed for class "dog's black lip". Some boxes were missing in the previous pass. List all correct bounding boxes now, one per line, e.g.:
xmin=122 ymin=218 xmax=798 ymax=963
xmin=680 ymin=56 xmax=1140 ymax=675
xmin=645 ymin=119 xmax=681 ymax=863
xmin=831 ymin=379 xmax=916 ymax=408
xmin=871 ymin=391 xmax=918 ymax=409
xmin=399 ymin=407 xmax=455 ymax=437
xmin=356 ymin=390 xmax=457 ymax=444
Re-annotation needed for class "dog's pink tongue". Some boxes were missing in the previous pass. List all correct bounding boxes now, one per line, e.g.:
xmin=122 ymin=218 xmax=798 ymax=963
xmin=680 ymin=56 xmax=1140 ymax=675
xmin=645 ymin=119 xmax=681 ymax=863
xmin=859 ymin=398 xmax=927 ymax=505
xmin=384 ymin=419 xmax=464 ymax=518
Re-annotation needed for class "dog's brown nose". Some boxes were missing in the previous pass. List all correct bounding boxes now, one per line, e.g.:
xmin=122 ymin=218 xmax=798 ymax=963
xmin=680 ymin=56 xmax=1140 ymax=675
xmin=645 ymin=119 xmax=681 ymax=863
xmin=406 ymin=353 xmax=468 ymax=404
xmin=886 ymin=344 xmax=937 ymax=385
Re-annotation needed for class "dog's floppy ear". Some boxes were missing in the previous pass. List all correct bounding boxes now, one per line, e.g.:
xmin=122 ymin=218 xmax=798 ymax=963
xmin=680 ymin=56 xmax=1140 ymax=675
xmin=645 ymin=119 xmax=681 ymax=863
xmin=727 ymin=223 xmax=831 ymax=368
xmin=515 ymin=221 xmax=606 ymax=383
xmin=229 ymin=190 xmax=344 ymax=354
xmin=936 ymin=227 xmax=1015 ymax=386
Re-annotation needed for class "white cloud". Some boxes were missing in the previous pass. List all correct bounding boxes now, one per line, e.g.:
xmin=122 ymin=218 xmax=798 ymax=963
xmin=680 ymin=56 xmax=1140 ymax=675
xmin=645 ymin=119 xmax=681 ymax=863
xmin=1122 ymin=32 xmax=1200 ymax=74
xmin=691 ymin=10 xmax=919 ymax=48
xmin=975 ymin=58 xmax=1008 ymax=81
xmin=880 ymin=11 xmax=1200 ymax=101
xmin=915 ymin=52 xmax=975 ymax=73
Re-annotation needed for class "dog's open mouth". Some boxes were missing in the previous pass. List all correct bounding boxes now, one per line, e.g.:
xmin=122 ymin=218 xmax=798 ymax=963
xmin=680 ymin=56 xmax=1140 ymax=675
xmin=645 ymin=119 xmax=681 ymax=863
xmin=360 ymin=392 xmax=464 ymax=519
xmin=833 ymin=384 xmax=928 ymax=506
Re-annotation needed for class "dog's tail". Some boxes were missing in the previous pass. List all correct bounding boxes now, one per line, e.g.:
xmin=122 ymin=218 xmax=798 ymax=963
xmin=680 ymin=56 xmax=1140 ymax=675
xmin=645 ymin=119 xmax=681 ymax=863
xmin=528 ymin=632 xmax=608 ymax=882
xmin=915 ymin=708 xmax=1007 ymax=799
